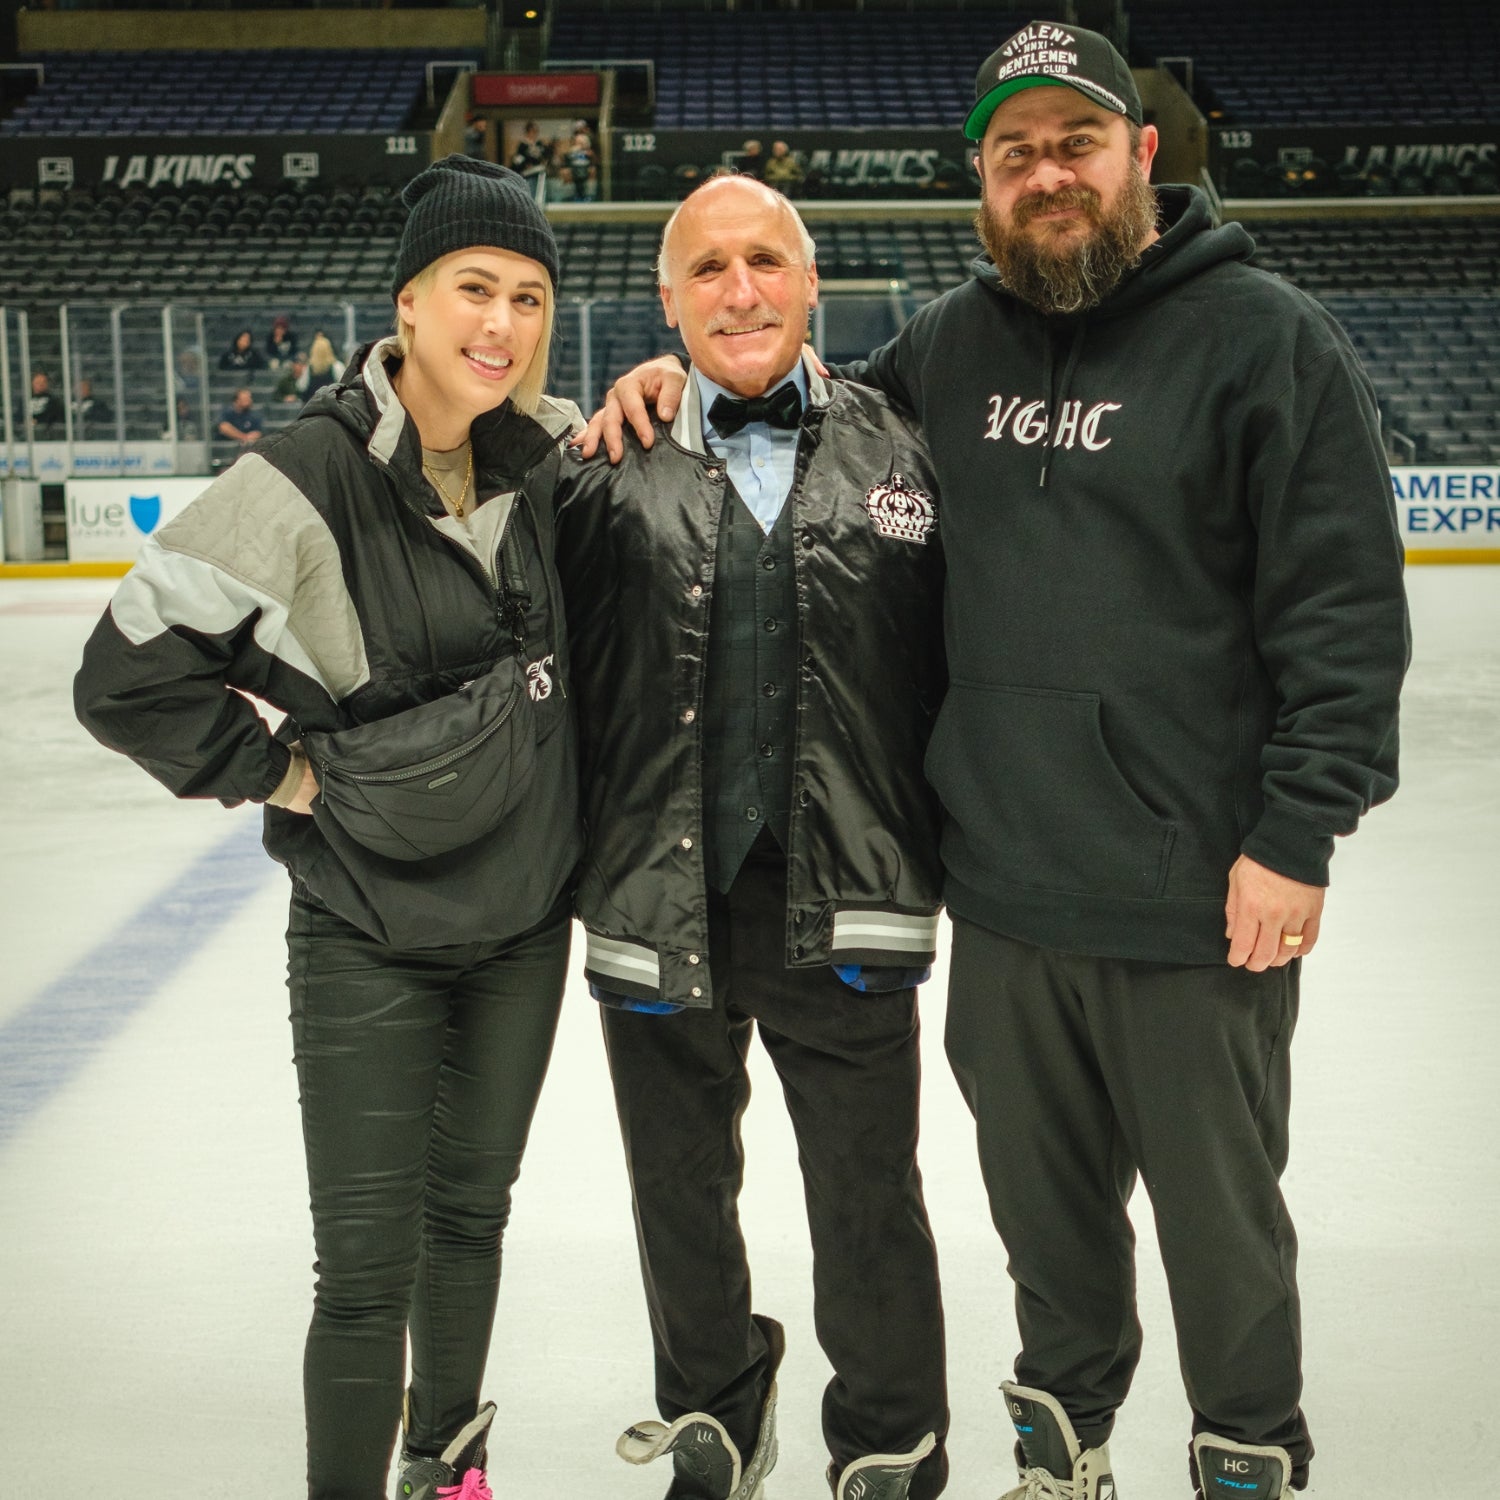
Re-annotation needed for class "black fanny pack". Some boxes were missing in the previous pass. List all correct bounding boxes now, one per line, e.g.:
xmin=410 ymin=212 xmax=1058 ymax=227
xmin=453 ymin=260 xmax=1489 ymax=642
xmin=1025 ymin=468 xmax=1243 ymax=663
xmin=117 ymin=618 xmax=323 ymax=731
xmin=303 ymin=653 xmax=538 ymax=862
xmin=301 ymin=517 xmax=556 ymax=863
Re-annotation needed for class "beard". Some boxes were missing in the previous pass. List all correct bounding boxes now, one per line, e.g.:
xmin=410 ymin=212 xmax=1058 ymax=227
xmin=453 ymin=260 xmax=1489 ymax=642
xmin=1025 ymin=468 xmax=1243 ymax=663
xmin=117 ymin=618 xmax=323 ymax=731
xmin=975 ymin=165 xmax=1158 ymax=315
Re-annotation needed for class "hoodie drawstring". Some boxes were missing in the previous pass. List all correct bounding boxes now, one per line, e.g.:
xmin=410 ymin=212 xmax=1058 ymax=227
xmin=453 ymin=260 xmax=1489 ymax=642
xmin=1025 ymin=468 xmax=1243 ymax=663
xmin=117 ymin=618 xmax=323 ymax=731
xmin=1039 ymin=320 xmax=1088 ymax=492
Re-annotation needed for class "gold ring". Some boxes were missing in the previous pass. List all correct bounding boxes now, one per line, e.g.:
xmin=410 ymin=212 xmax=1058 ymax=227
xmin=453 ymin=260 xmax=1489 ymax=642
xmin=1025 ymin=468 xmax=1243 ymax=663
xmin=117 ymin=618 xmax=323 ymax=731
xmin=1282 ymin=933 xmax=1304 ymax=947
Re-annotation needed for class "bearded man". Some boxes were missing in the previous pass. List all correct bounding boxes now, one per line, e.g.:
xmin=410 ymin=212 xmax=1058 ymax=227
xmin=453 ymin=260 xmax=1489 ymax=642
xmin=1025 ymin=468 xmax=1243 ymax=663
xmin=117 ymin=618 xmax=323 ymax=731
xmin=584 ymin=24 xmax=1409 ymax=1500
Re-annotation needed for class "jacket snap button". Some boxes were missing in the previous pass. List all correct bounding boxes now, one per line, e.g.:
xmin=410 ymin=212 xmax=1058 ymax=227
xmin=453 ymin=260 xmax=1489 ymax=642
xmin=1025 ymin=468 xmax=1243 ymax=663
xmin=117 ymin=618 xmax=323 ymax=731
xmin=690 ymin=584 xmax=704 ymax=599
xmin=680 ymin=836 xmax=693 ymax=849
xmin=682 ymin=708 xmax=696 ymax=723
xmin=688 ymin=953 xmax=700 ymax=965
xmin=801 ymin=533 xmax=815 ymax=549
xmin=691 ymin=986 xmax=703 ymax=998
xmin=706 ymin=467 xmax=722 ymax=480
xmin=797 ymin=790 xmax=811 ymax=807
xmin=793 ymin=945 xmax=805 ymax=960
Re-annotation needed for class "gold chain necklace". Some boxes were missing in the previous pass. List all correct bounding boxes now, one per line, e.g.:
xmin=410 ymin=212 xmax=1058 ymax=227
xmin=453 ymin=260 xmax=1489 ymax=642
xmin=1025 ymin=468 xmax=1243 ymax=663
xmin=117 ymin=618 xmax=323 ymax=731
xmin=423 ymin=442 xmax=474 ymax=519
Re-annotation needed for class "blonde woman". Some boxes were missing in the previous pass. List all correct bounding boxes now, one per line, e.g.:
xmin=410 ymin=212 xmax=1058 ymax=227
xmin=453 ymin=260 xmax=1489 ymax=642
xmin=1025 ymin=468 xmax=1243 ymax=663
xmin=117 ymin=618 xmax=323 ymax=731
xmin=304 ymin=329 xmax=344 ymax=397
xmin=76 ymin=157 xmax=579 ymax=1500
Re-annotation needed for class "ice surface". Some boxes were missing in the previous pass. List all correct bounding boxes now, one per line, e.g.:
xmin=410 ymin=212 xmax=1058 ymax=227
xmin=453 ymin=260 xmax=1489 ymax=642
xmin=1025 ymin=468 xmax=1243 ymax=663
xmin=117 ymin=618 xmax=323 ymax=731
xmin=1 ymin=571 xmax=1496 ymax=1497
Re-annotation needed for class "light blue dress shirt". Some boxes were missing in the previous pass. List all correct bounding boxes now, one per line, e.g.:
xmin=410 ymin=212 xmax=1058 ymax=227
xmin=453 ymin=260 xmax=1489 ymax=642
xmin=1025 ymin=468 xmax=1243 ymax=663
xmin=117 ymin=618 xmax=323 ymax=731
xmin=694 ymin=364 xmax=808 ymax=535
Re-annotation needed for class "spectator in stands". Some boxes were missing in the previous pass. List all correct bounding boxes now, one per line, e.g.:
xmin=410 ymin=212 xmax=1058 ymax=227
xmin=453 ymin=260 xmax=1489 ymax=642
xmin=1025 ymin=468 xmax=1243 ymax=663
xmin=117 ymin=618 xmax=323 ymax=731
xmin=174 ymin=347 xmax=204 ymax=398
xmin=274 ymin=353 xmax=311 ymax=404
xmin=509 ymin=120 xmax=550 ymax=184
xmin=304 ymin=333 xmax=344 ymax=398
xmin=265 ymin=314 xmax=298 ymax=368
xmin=218 ymin=328 xmax=267 ymax=373
xmin=74 ymin=378 xmax=114 ymax=434
xmin=554 ymin=172 xmax=950 ymax=1500
xmin=562 ymin=128 xmax=597 ymax=202
xmin=25 ymin=371 xmax=64 ymax=433
xmin=463 ymin=113 xmax=490 ymax=161
xmin=167 ymin=395 xmax=199 ymax=442
xmin=586 ymin=25 xmax=1411 ymax=1500
xmin=76 ymin=152 xmax=578 ymax=1500
xmin=762 ymin=139 xmax=804 ymax=196
xmin=216 ymin=386 xmax=263 ymax=446
xmin=735 ymin=138 xmax=765 ymax=179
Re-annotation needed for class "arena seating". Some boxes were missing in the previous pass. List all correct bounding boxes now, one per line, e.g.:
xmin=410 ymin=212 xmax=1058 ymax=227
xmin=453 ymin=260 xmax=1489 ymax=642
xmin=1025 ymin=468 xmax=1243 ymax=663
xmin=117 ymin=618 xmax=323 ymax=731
xmin=1129 ymin=0 xmax=1498 ymax=126
xmin=0 ymin=49 xmax=476 ymax=137
xmin=5 ymin=188 xmax=1497 ymax=460
xmin=547 ymin=8 xmax=1065 ymax=128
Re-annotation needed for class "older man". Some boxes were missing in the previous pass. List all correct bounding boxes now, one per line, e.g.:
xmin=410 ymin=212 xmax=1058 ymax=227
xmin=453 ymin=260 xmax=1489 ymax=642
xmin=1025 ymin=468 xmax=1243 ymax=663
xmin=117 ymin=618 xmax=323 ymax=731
xmin=552 ymin=174 xmax=950 ymax=1500
xmin=586 ymin=23 xmax=1409 ymax=1500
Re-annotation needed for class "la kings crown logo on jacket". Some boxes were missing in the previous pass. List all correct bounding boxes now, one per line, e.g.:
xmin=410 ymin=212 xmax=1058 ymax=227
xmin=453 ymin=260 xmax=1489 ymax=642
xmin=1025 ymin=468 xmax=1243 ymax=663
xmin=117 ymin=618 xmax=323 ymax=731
xmin=863 ymin=473 xmax=937 ymax=545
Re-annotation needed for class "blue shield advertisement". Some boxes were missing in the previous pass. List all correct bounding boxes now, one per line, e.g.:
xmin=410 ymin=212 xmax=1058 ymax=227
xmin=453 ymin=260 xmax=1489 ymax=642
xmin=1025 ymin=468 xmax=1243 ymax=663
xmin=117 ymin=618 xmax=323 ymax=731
xmin=129 ymin=494 xmax=162 ymax=534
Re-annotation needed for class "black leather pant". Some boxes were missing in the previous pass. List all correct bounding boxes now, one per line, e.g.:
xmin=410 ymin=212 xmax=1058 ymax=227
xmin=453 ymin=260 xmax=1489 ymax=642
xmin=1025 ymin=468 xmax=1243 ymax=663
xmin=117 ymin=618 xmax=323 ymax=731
xmin=286 ymin=888 xmax=570 ymax=1500
xmin=601 ymin=838 xmax=950 ymax=1498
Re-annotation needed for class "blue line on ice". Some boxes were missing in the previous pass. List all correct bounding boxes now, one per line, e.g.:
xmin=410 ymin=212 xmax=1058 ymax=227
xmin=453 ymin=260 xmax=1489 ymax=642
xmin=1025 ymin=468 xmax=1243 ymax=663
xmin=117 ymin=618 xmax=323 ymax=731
xmin=0 ymin=818 xmax=271 ymax=1149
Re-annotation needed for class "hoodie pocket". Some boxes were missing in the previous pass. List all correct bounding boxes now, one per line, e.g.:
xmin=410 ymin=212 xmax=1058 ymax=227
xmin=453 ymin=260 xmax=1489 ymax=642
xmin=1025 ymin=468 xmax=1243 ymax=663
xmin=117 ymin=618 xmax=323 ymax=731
xmin=926 ymin=681 xmax=1176 ymax=899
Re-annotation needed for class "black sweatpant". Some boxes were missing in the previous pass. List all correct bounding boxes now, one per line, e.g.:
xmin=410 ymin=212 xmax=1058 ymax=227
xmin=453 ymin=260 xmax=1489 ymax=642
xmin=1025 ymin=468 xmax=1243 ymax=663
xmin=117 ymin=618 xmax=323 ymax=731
xmin=286 ymin=888 xmax=570 ymax=1500
xmin=600 ymin=839 xmax=950 ymax=1497
xmin=945 ymin=917 xmax=1312 ymax=1488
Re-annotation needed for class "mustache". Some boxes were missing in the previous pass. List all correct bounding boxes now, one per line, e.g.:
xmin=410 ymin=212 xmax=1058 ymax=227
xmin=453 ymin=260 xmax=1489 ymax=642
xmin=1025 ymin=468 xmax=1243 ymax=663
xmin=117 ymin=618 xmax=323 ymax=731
xmin=1012 ymin=186 xmax=1104 ymax=229
xmin=705 ymin=305 xmax=785 ymax=334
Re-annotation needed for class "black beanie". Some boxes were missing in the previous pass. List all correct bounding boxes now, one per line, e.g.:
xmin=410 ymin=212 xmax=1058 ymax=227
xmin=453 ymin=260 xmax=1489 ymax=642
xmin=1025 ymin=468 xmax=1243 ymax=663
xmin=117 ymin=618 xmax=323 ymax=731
xmin=390 ymin=154 xmax=560 ymax=300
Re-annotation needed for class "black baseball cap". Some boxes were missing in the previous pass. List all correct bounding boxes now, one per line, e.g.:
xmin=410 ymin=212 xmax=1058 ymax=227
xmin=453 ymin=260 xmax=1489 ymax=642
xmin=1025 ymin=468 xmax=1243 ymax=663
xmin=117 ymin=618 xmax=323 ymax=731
xmin=964 ymin=20 xmax=1143 ymax=142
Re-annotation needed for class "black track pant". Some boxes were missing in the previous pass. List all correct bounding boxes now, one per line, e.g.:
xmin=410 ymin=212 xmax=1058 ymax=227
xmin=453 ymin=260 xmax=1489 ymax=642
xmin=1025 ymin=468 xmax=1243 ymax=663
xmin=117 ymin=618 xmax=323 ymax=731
xmin=944 ymin=917 xmax=1312 ymax=1488
xmin=286 ymin=888 xmax=570 ymax=1500
xmin=600 ymin=840 xmax=950 ymax=1498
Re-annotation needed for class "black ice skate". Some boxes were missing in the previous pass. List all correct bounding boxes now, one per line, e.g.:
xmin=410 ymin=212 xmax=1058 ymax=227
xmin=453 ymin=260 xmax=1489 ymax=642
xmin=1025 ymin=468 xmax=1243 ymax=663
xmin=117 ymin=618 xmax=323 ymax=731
xmin=998 ymin=1381 xmax=1116 ymax=1500
xmin=827 ymin=1430 xmax=937 ymax=1500
xmin=395 ymin=1399 xmax=496 ymax=1500
xmin=1191 ymin=1433 xmax=1292 ymax=1500
xmin=616 ymin=1314 xmax=785 ymax=1499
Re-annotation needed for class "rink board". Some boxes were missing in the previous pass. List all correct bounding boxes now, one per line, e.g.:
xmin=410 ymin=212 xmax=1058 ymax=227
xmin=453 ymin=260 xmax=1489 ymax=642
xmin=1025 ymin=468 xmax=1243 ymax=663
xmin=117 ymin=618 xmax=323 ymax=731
xmin=4 ymin=469 xmax=1498 ymax=573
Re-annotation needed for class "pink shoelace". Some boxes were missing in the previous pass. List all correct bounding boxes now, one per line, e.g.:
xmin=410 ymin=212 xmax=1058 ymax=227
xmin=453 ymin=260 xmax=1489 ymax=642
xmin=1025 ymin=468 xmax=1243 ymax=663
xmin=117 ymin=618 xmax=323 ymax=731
xmin=436 ymin=1471 xmax=493 ymax=1500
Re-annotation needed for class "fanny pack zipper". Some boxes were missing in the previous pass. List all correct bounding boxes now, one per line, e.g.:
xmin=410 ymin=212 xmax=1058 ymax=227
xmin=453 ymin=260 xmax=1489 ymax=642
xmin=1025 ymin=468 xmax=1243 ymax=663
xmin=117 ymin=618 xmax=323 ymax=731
xmin=316 ymin=692 xmax=520 ymax=785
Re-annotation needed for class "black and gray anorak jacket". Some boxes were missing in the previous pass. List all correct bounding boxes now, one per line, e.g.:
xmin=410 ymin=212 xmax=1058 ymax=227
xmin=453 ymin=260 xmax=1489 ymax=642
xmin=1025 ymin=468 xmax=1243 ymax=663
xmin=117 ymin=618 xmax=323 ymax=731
xmin=553 ymin=354 xmax=947 ymax=1010
xmin=75 ymin=337 xmax=583 ymax=949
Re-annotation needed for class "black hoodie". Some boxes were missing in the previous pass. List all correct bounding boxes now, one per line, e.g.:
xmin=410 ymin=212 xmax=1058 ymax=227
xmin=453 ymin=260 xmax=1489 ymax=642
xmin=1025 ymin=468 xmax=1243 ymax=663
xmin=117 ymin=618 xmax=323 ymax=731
xmin=842 ymin=186 xmax=1409 ymax=964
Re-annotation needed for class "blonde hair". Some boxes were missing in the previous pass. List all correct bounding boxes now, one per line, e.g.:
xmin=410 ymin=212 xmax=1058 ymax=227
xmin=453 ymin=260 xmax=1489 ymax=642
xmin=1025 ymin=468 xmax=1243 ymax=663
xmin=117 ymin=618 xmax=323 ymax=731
xmin=393 ymin=259 xmax=556 ymax=417
xmin=307 ymin=333 xmax=338 ymax=376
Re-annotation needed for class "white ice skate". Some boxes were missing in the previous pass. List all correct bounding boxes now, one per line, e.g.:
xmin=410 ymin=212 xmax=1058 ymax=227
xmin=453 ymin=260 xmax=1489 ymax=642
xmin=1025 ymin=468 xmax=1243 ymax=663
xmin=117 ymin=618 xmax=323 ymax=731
xmin=997 ymin=1382 xmax=1116 ymax=1500
xmin=828 ymin=1430 xmax=937 ymax=1500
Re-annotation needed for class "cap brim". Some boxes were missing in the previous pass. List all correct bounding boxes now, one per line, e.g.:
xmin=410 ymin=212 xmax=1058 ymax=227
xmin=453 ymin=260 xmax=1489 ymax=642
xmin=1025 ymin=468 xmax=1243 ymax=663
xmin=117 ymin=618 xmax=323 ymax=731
xmin=963 ymin=75 xmax=1122 ymax=142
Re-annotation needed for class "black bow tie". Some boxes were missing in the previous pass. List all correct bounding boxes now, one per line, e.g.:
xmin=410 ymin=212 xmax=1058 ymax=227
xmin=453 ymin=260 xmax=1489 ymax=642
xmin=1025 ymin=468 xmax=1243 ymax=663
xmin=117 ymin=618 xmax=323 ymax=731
xmin=707 ymin=382 xmax=803 ymax=437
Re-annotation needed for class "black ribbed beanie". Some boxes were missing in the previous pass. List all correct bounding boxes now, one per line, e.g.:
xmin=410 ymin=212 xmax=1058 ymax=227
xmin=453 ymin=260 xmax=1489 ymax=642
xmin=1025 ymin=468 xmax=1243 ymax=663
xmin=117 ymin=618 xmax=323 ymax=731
xmin=390 ymin=154 xmax=559 ymax=300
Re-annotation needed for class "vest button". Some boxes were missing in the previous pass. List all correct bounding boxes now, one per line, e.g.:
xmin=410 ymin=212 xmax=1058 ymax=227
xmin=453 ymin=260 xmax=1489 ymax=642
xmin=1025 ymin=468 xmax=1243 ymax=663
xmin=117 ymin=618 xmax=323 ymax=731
xmin=687 ymin=952 xmax=700 ymax=965
xmin=793 ymin=944 xmax=805 ymax=960
xmin=690 ymin=584 xmax=704 ymax=598
xmin=759 ymin=743 xmax=774 ymax=758
xmin=797 ymin=789 xmax=811 ymax=807
xmin=763 ymin=617 xmax=778 ymax=632
xmin=762 ymin=682 xmax=777 ymax=696
xmin=680 ymin=836 xmax=693 ymax=849
xmin=682 ymin=708 xmax=696 ymax=723
xmin=801 ymin=533 xmax=815 ymax=549
xmin=761 ymin=556 xmax=777 ymax=571
xmin=745 ymin=806 xmax=759 ymax=821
